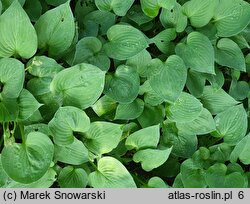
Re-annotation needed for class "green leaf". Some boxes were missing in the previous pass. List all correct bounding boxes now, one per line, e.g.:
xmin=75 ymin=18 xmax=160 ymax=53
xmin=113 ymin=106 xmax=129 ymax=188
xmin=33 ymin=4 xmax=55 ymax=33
xmin=230 ymin=133 xmax=250 ymax=164
xmin=5 ymin=168 xmax=56 ymax=188
xmin=213 ymin=0 xmax=250 ymax=37
xmin=103 ymin=24 xmax=148 ymax=60
xmin=148 ymin=177 xmax=169 ymax=188
xmin=200 ymin=86 xmax=239 ymax=114
xmin=0 ymin=0 xmax=37 ymax=58
xmin=50 ymin=63 xmax=105 ymax=109
xmin=175 ymin=31 xmax=215 ymax=74
xmin=35 ymin=1 xmax=75 ymax=56
xmin=180 ymin=158 xmax=207 ymax=187
xmin=229 ymin=80 xmax=249 ymax=101
xmin=209 ymin=143 xmax=232 ymax=163
xmin=115 ymin=98 xmax=144 ymax=120
xmin=183 ymin=0 xmax=219 ymax=28
xmin=177 ymin=108 xmax=216 ymax=135
xmin=186 ymin=70 xmax=206 ymax=97
xmin=89 ymin=156 xmax=136 ymax=188
xmin=224 ymin=172 xmax=248 ymax=188
xmin=127 ymin=5 xmax=153 ymax=26
xmin=91 ymin=95 xmax=117 ymax=117
xmin=138 ymin=104 xmax=165 ymax=128
xmin=55 ymin=138 xmax=89 ymax=165
xmin=160 ymin=3 xmax=187 ymax=33
xmin=149 ymin=55 xmax=187 ymax=103
xmin=0 ymin=58 xmax=24 ymax=99
xmin=24 ymin=123 xmax=49 ymax=136
xmin=104 ymin=65 xmax=140 ymax=104
xmin=204 ymin=67 xmax=225 ymax=88
xmin=84 ymin=122 xmax=122 ymax=155
xmin=45 ymin=0 xmax=68 ymax=6
xmin=172 ymin=174 xmax=184 ymax=188
xmin=215 ymin=38 xmax=246 ymax=71
xmin=162 ymin=122 xmax=197 ymax=158
xmin=125 ymin=124 xmax=160 ymax=150
xmin=1 ymin=0 xmax=25 ymax=10
xmin=27 ymin=56 xmax=63 ymax=78
xmin=151 ymin=28 xmax=176 ymax=54
xmin=140 ymin=0 xmax=176 ymax=17
xmin=1 ymin=132 xmax=54 ymax=184
xmin=83 ymin=10 xmax=116 ymax=36
xmin=58 ymin=166 xmax=88 ymax=188
xmin=17 ymin=89 xmax=42 ymax=121
xmin=166 ymin=92 xmax=203 ymax=123
xmin=212 ymin=104 xmax=248 ymax=145
xmin=24 ymin=0 xmax=42 ymax=22
xmin=95 ymin=0 xmax=134 ymax=16
xmin=0 ymin=98 xmax=19 ymax=122
xmin=142 ymin=81 xmax=165 ymax=106
xmin=72 ymin=37 xmax=110 ymax=71
xmin=48 ymin=106 xmax=90 ymax=145
xmin=126 ymin=49 xmax=152 ymax=77
xmin=205 ymin=163 xmax=227 ymax=187
xmin=0 ymin=155 xmax=8 ymax=187
xmin=133 ymin=148 xmax=172 ymax=172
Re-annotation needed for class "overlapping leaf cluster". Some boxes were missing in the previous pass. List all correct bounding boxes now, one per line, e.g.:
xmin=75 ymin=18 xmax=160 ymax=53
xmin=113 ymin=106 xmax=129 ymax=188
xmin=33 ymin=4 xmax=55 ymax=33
xmin=0 ymin=0 xmax=250 ymax=188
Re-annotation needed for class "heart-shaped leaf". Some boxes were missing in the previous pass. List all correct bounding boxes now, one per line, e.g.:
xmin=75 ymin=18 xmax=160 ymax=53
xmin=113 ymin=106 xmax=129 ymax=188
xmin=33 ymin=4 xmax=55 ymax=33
xmin=213 ymin=0 xmax=250 ymax=37
xmin=0 ymin=58 xmax=24 ymax=99
xmin=212 ymin=104 xmax=248 ymax=145
xmin=183 ymin=0 xmax=219 ymax=28
xmin=151 ymin=28 xmax=176 ymax=54
xmin=215 ymin=38 xmax=246 ymax=71
xmin=48 ymin=106 xmax=90 ymax=145
xmin=58 ymin=166 xmax=88 ymax=188
xmin=175 ymin=32 xmax=215 ymax=74
xmin=200 ymin=86 xmax=239 ymax=114
xmin=115 ymin=98 xmax=144 ymax=120
xmin=148 ymin=177 xmax=169 ymax=188
xmin=89 ymin=157 xmax=137 ymax=188
xmin=103 ymin=24 xmax=148 ymax=60
xmin=91 ymin=95 xmax=117 ymax=117
xmin=84 ymin=122 xmax=122 ymax=155
xmin=230 ymin=133 xmax=250 ymax=165
xmin=27 ymin=56 xmax=63 ymax=78
xmin=180 ymin=158 xmax=207 ymax=187
xmin=95 ymin=0 xmax=134 ymax=16
xmin=50 ymin=63 xmax=105 ymax=109
xmin=55 ymin=138 xmax=89 ymax=165
xmin=17 ymin=89 xmax=42 ymax=121
xmin=1 ymin=132 xmax=54 ymax=184
xmin=104 ymin=65 xmax=140 ymax=104
xmin=177 ymin=108 xmax=216 ymax=135
xmin=0 ymin=0 xmax=37 ymax=58
xmin=35 ymin=1 xmax=75 ymax=56
xmin=5 ymin=168 xmax=56 ymax=188
xmin=72 ymin=37 xmax=110 ymax=71
xmin=162 ymin=122 xmax=197 ymax=158
xmin=125 ymin=124 xmax=160 ymax=150
xmin=133 ymin=148 xmax=173 ymax=171
xmin=140 ymin=0 xmax=176 ymax=17
xmin=166 ymin=92 xmax=203 ymax=123
xmin=160 ymin=3 xmax=187 ymax=33
xmin=149 ymin=55 xmax=187 ymax=103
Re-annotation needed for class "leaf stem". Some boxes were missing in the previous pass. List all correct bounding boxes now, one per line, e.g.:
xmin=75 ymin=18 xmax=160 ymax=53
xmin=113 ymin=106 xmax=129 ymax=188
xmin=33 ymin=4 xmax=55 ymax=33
xmin=132 ymin=173 xmax=147 ymax=187
xmin=19 ymin=123 xmax=26 ymax=143
xmin=89 ymin=161 xmax=98 ymax=171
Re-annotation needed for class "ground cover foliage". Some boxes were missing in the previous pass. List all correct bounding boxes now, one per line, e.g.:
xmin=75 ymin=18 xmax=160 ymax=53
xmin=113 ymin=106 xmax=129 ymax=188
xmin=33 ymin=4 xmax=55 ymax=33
xmin=0 ymin=0 xmax=250 ymax=188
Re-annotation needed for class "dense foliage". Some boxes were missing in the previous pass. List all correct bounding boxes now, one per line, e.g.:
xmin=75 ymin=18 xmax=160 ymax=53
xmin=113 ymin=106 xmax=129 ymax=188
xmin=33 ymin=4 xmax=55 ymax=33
xmin=0 ymin=0 xmax=250 ymax=188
